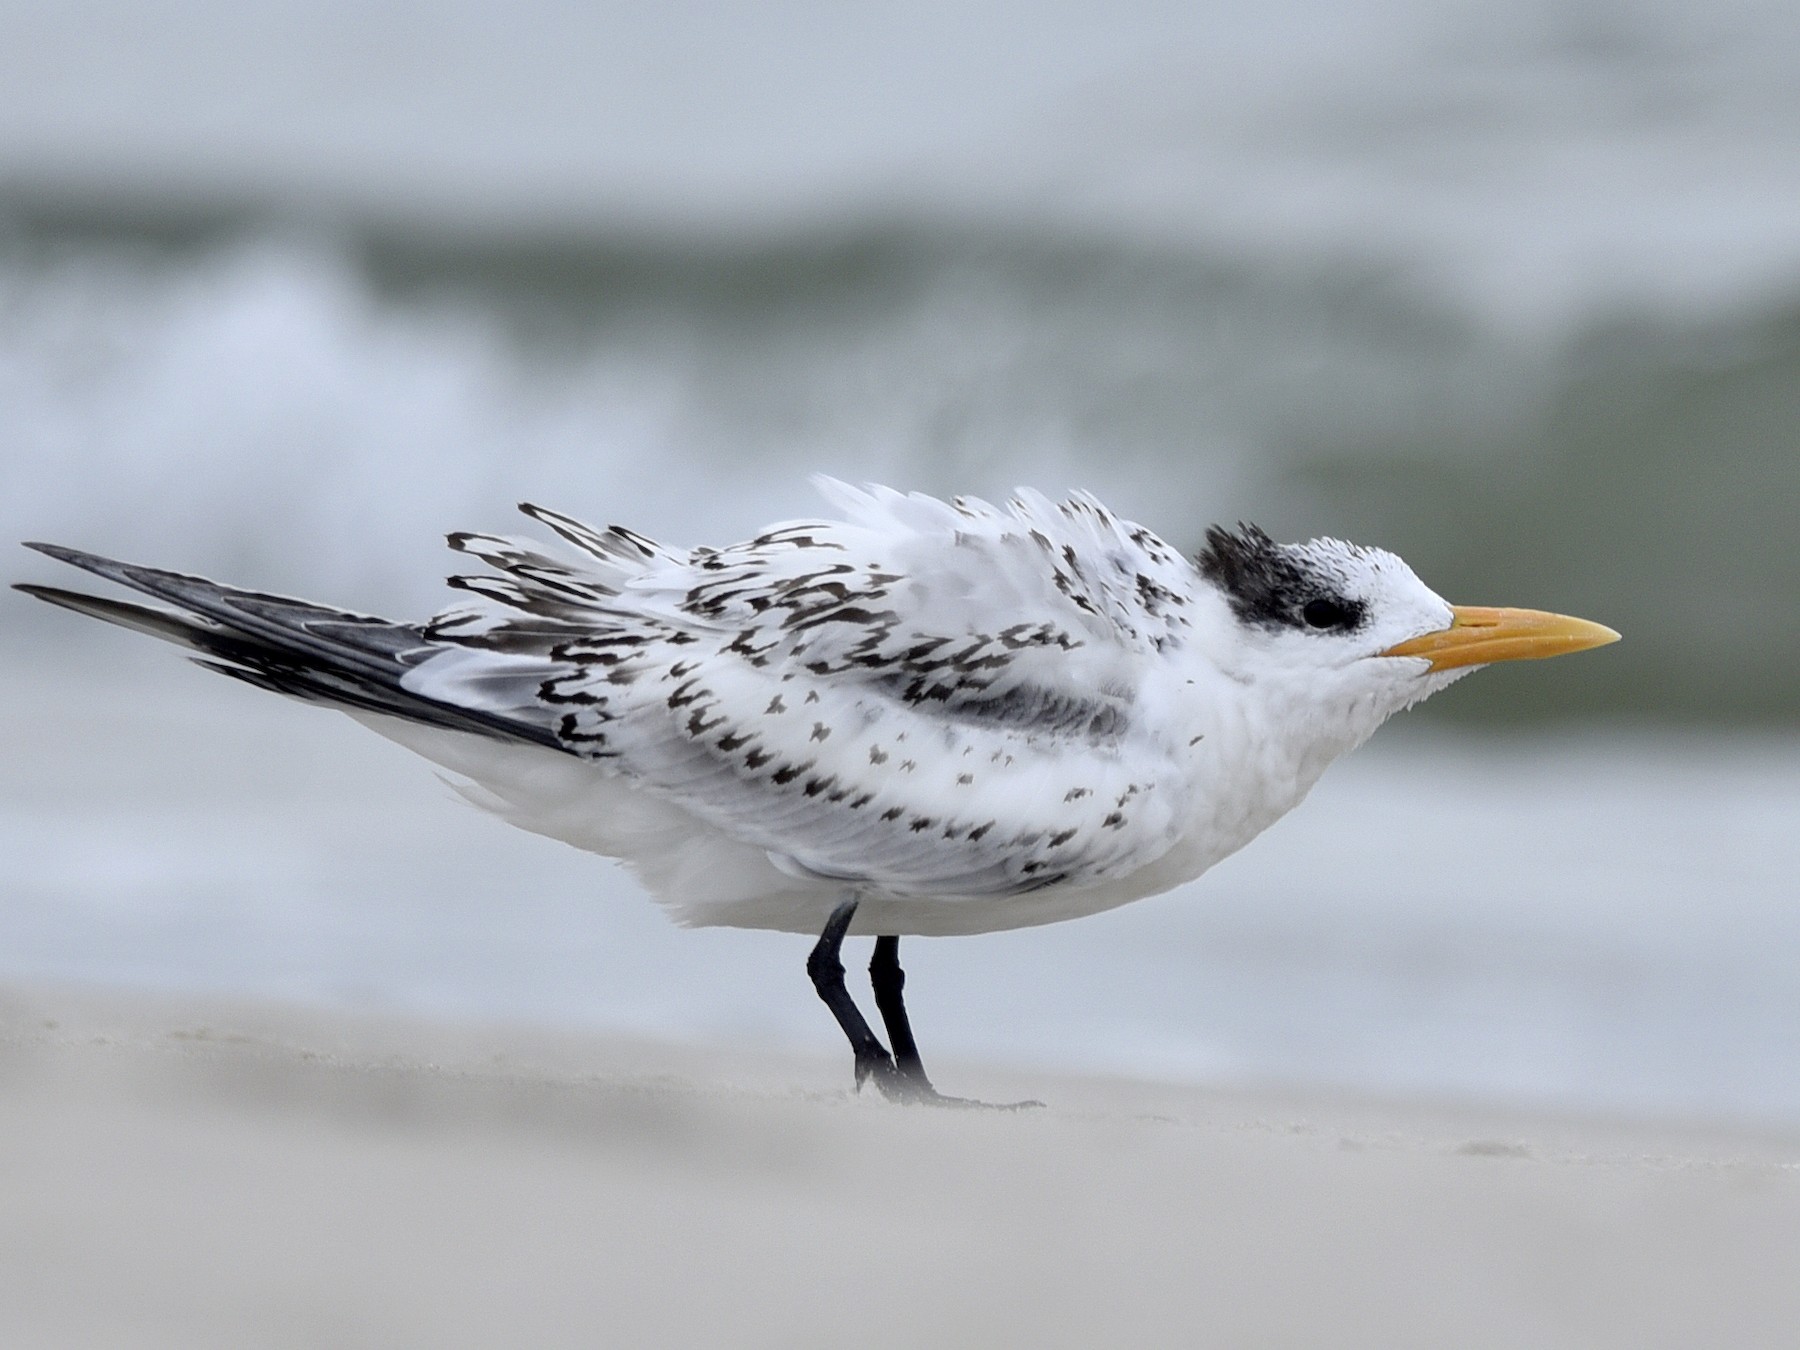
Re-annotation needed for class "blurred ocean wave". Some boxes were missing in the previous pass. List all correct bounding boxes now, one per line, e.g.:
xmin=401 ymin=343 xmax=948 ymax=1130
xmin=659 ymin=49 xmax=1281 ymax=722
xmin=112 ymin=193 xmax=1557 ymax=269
xmin=3 ymin=212 xmax=1795 ymax=722
xmin=4 ymin=0 xmax=1798 ymax=733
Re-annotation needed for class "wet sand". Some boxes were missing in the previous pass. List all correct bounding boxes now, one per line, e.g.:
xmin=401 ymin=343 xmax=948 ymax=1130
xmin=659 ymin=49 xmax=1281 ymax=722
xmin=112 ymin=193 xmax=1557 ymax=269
xmin=3 ymin=983 xmax=1797 ymax=1349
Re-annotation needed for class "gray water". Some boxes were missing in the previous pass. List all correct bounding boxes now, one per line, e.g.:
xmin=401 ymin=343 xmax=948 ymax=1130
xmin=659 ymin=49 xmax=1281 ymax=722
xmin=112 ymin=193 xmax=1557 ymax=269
xmin=2 ymin=0 xmax=1797 ymax=1120
xmin=4 ymin=650 xmax=1796 ymax=1124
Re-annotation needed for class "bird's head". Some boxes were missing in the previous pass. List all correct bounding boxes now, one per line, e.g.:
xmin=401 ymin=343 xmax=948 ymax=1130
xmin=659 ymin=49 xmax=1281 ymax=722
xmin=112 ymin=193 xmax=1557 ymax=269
xmin=1192 ymin=524 xmax=1619 ymax=749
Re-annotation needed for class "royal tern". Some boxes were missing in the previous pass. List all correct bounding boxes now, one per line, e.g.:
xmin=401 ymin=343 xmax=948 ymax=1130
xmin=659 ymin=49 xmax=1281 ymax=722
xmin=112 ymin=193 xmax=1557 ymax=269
xmin=19 ymin=481 xmax=1618 ymax=1104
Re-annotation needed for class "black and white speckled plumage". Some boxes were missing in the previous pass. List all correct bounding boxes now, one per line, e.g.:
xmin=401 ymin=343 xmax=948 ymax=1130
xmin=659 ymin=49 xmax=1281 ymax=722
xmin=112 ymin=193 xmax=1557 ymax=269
xmin=21 ymin=479 xmax=1477 ymax=937
xmin=404 ymin=483 xmax=1209 ymax=915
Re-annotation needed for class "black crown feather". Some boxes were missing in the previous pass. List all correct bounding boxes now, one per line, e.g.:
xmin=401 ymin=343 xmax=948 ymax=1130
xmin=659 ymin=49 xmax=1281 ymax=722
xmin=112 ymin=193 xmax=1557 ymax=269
xmin=1197 ymin=523 xmax=1362 ymax=632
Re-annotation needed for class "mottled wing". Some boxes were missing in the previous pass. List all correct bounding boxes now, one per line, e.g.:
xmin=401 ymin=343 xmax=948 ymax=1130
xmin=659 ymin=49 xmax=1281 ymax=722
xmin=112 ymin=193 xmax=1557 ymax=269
xmin=410 ymin=483 xmax=1208 ymax=899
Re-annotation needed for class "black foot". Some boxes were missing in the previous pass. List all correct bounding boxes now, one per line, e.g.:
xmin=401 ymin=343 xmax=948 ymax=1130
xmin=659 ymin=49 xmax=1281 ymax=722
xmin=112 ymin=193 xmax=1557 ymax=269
xmin=861 ymin=1056 xmax=1044 ymax=1110
xmin=866 ymin=933 xmax=1042 ymax=1108
xmin=807 ymin=906 xmax=1043 ymax=1109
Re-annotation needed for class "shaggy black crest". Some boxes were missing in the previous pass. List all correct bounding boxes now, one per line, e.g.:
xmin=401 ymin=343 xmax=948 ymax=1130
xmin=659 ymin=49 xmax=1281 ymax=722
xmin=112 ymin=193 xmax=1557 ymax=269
xmin=1196 ymin=523 xmax=1365 ymax=634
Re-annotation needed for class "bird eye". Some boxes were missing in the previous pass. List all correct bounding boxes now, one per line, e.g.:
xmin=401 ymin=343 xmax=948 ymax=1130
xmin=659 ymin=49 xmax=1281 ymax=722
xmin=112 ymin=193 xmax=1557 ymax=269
xmin=1302 ymin=597 xmax=1357 ymax=630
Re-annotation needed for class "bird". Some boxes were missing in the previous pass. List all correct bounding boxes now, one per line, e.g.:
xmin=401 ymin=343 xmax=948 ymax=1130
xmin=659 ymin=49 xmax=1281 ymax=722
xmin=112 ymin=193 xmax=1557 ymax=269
xmin=17 ymin=479 xmax=1618 ymax=1106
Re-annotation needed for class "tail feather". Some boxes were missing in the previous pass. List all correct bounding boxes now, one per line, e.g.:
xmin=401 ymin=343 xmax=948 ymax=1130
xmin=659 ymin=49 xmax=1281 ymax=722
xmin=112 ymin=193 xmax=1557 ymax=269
xmin=16 ymin=544 xmax=563 ymax=751
xmin=23 ymin=543 xmax=415 ymax=681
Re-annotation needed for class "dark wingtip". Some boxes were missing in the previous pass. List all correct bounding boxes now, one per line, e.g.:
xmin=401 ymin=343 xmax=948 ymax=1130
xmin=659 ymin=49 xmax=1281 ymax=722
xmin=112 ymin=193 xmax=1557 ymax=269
xmin=12 ymin=582 xmax=192 ymax=637
xmin=15 ymin=580 xmax=99 ymax=620
xmin=20 ymin=540 xmax=134 ymax=576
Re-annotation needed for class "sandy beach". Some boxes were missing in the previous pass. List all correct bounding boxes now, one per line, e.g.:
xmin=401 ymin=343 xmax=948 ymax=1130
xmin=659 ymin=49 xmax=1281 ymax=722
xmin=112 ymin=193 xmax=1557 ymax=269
xmin=3 ymin=983 xmax=1796 ymax=1349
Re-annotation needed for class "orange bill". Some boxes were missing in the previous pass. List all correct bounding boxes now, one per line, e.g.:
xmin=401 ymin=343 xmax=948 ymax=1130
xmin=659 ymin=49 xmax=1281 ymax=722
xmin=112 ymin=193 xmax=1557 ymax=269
xmin=1380 ymin=606 xmax=1620 ymax=671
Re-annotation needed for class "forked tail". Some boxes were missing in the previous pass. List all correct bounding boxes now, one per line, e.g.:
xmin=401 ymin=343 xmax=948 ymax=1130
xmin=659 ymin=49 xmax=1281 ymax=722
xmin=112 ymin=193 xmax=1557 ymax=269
xmin=16 ymin=543 xmax=564 ymax=750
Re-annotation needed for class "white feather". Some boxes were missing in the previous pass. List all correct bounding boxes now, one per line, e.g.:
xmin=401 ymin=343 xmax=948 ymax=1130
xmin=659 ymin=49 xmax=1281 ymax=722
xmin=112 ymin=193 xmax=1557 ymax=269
xmin=375 ymin=480 xmax=1461 ymax=936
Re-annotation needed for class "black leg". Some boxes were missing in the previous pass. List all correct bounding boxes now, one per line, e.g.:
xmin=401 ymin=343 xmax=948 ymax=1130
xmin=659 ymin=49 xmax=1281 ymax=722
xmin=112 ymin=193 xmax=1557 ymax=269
xmin=805 ymin=905 xmax=1043 ymax=1109
xmin=869 ymin=935 xmax=931 ymax=1085
xmin=806 ymin=898 xmax=897 ymax=1092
